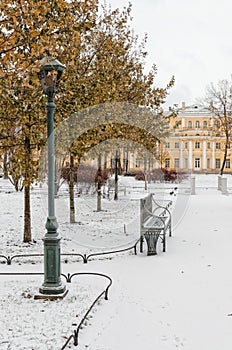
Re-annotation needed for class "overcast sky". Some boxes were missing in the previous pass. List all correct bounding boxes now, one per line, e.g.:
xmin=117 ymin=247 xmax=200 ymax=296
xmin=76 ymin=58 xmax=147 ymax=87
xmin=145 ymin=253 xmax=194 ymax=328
xmin=99 ymin=0 xmax=232 ymax=108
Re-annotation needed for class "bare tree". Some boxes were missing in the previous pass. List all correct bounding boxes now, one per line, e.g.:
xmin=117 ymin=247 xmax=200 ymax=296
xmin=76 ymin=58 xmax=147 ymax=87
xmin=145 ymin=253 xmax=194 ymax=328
xmin=203 ymin=79 xmax=232 ymax=175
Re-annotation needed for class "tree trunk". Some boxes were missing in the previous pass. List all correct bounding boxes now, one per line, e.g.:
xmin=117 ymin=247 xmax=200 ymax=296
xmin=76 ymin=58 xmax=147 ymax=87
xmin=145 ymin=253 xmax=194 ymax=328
xmin=69 ymin=153 xmax=75 ymax=223
xmin=97 ymin=153 xmax=102 ymax=211
xmin=23 ymin=184 xmax=31 ymax=242
xmin=114 ymin=150 xmax=119 ymax=200
xmin=3 ymin=152 xmax=8 ymax=179
xmin=125 ymin=150 xmax=129 ymax=173
xmin=23 ymin=135 xmax=32 ymax=242
xmin=220 ymin=138 xmax=229 ymax=175
xmin=104 ymin=152 xmax=107 ymax=170
xmin=144 ymin=155 xmax=148 ymax=190
xmin=148 ymin=156 xmax=151 ymax=184
xmin=118 ymin=151 xmax=122 ymax=175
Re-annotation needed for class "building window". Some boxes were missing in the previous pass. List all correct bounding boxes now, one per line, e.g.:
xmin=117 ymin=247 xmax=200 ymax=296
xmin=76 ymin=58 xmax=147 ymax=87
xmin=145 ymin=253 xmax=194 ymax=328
xmin=175 ymin=120 xmax=180 ymax=128
xmin=185 ymin=142 xmax=188 ymax=149
xmin=216 ymin=120 xmax=220 ymax=128
xmin=165 ymin=142 xmax=170 ymax=148
xmin=203 ymin=121 xmax=208 ymax=129
xmin=174 ymin=158 xmax=180 ymax=168
xmin=207 ymin=142 xmax=211 ymax=149
xmin=216 ymin=134 xmax=220 ymax=137
xmin=195 ymin=120 xmax=200 ymax=128
xmin=184 ymin=158 xmax=188 ymax=168
xmin=216 ymin=158 xmax=221 ymax=168
xmin=188 ymin=121 xmax=192 ymax=128
xmin=216 ymin=142 xmax=220 ymax=149
xmin=135 ymin=159 xmax=140 ymax=168
xmin=174 ymin=142 xmax=179 ymax=148
xmin=226 ymin=159 xmax=231 ymax=168
xmin=195 ymin=158 xmax=200 ymax=168
xmin=207 ymin=158 xmax=210 ymax=168
xmin=195 ymin=141 xmax=200 ymax=149
xmin=165 ymin=158 xmax=170 ymax=168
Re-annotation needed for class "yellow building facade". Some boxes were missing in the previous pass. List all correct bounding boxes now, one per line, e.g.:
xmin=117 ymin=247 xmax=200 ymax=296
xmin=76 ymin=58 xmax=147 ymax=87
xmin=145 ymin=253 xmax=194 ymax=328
xmin=162 ymin=103 xmax=232 ymax=174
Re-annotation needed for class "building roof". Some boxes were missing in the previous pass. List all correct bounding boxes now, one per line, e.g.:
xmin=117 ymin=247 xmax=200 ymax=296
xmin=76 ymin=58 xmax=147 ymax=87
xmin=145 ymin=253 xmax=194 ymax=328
xmin=181 ymin=104 xmax=208 ymax=112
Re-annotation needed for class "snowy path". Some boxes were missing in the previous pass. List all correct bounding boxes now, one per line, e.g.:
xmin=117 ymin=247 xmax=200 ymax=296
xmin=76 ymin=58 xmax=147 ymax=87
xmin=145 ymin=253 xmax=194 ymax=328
xmin=77 ymin=189 xmax=232 ymax=350
xmin=1 ymin=175 xmax=232 ymax=349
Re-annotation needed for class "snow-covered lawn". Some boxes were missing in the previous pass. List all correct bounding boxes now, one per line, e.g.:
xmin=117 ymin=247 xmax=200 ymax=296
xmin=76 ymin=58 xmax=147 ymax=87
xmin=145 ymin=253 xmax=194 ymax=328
xmin=1 ymin=174 xmax=232 ymax=349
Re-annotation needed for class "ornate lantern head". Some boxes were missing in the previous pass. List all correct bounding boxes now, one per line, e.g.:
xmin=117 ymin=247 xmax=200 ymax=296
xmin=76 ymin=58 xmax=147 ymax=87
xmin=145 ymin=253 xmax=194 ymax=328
xmin=38 ymin=56 xmax=66 ymax=97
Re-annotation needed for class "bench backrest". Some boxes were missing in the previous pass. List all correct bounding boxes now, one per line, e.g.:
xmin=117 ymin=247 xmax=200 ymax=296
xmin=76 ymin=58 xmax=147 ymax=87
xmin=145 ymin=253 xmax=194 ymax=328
xmin=140 ymin=194 xmax=153 ymax=229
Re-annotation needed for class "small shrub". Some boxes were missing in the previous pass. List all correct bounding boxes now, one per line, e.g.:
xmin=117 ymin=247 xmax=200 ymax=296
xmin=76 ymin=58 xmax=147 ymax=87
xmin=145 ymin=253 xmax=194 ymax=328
xmin=61 ymin=164 xmax=110 ymax=187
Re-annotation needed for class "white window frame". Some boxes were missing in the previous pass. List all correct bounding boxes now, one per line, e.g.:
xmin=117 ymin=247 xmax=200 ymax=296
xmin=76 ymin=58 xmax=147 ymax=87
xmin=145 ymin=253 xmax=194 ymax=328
xmin=165 ymin=158 xmax=170 ymax=168
xmin=195 ymin=120 xmax=200 ymax=129
xmin=216 ymin=158 xmax=220 ymax=168
xmin=174 ymin=158 xmax=180 ymax=168
xmin=226 ymin=159 xmax=230 ymax=168
xmin=194 ymin=158 xmax=200 ymax=168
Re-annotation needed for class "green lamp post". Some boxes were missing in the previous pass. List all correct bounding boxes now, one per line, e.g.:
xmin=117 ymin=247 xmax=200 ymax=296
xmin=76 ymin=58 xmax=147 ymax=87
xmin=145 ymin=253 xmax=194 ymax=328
xmin=38 ymin=56 xmax=66 ymax=295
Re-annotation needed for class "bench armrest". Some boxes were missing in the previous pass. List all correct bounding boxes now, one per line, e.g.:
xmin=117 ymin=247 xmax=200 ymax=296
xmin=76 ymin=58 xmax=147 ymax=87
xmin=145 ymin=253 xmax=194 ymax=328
xmin=153 ymin=205 xmax=171 ymax=219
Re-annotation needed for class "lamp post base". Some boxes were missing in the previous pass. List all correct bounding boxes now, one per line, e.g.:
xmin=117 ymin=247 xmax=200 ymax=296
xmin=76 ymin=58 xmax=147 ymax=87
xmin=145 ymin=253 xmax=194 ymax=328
xmin=35 ymin=288 xmax=68 ymax=300
xmin=39 ymin=282 xmax=66 ymax=296
xmin=39 ymin=216 xmax=66 ymax=295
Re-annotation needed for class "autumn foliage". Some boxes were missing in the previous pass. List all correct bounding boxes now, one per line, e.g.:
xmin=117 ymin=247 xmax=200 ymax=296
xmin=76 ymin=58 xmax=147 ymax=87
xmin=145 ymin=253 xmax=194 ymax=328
xmin=0 ymin=1 xmax=175 ymax=241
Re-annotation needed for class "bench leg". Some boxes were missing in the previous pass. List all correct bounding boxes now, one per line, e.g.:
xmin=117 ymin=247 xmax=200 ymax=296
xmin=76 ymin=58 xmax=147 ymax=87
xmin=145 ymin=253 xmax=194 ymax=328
xmin=144 ymin=232 xmax=159 ymax=255
xmin=163 ymin=235 xmax=166 ymax=252
xmin=140 ymin=236 xmax=144 ymax=253
xmin=169 ymin=221 xmax=172 ymax=237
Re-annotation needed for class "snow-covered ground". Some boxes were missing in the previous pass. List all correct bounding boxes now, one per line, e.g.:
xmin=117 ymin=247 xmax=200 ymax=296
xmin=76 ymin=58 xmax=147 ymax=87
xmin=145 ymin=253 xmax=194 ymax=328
xmin=1 ymin=174 xmax=232 ymax=349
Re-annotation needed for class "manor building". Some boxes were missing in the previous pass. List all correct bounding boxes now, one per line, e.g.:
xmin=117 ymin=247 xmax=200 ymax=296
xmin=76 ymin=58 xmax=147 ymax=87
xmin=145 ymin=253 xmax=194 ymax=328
xmin=162 ymin=103 xmax=231 ymax=173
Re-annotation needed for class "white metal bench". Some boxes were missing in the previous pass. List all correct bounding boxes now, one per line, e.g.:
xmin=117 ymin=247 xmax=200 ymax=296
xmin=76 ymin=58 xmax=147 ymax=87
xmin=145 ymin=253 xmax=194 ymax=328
xmin=140 ymin=193 xmax=172 ymax=255
xmin=107 ymin=178 xmax=126 ymax=198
